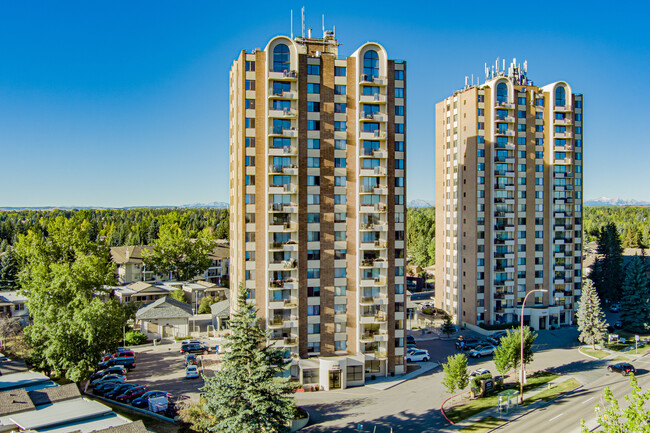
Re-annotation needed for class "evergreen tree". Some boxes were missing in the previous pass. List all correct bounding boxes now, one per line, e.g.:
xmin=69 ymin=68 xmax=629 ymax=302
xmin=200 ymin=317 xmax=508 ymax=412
xmin=195 ymin=286 xmax=296 ymax=433
xmin=576 ymin=278 xmax=608 ymax=349
xmin=441 ymin=314 xmax=456 ymax=337
xmin=620 ymin=256 xmax=650 ymax=332
xmin=592 ymin=223 xmax=624 ymax=302
xmin=0 ymin=249 xmax=21 ymax=290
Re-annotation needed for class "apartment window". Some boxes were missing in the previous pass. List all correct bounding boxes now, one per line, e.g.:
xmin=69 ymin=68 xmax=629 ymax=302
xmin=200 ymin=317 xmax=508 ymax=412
xmin=307 ymin=213 xmax=320 ymax=223
xmin=518 ymin=150 xmax=526 ymax=158
xmin=272 ymin=175 xmax=290 ymax=186
xmin=307 ymin=176 xmax=320 ymax=186
xmin=395 ymin=106 xmax=404 ymax=116
xmin=335 ymin=158 xmax=346 ymax=168
xmin=362 ymin=86 xmax=380 ymax=96
xmin=245 ymin=118 xmax=255 ymax=128
xmin=335 ymin=286 xmax=347 ymax=296
xmin=334 ymin=213 xmax=346 ymax=222
xmin=307 ymin=138 xmax=320 ymax=149
xmin=245 ymin=156 xmax=255 ymax=166
xmin=395 ymin=159 xmax=404 ymax=169
xmin=245 ymin=60 xmax=255 ymax=71
xmin=535 ymin=270 xmax=543 ymax=278
xmin=245 ymin=270 xmax=254 ymax=280
xmin=535 ymin=164 xmax=543 ymax=172
xmin=575 ymin=100 xmax=582 ymax=108
xmin=555 ymin=86 xmax=566 ymax=106
xmin=245 ymin=251 xmax=255 ymax=261
xmin=245 ymin=80 xmax=255 ymax=90
xmin=477 ymin=163 xmax=485 ymax=171
xmin=335 ymin=121 xmax=347 ymax=131
xmin=477 ymin=108 xmax=484 ymax=116
xmin=394 ymin=69 xmax=404 ymax=80
xmin=307 ymin=305 xmax=320 ymax=316
xmin=518 ymin=110 xmax=526 ymax=118
xmin=334 ymin=194 xmax=346 ymax=205
xmin=307 ymin=286 xmax=320 ymax=296
xmin=575 ymin=126 xmax=582 ymax=134
xmin=334 ymin=304 xmax=347 ymax=314
xmin=334 ymin=103 xmax=346 ymax=113
xmin=575 ymin=139 xmax=582 ymax=147
xmin=307 ymin=101 xmax=320 ymax=112
xmin=307 ymin=83 xmax=320 ymax=93
xmin=395 ymin=284 xmax=404 ymax=294
xmin=518 ymin=137 xmax=526 ymax=145
xmin=272 ymin=137 xmax=291 ymax=148
xmin=245 ymin=137 xmax=255 ymax=147
xmin=334 ymin=139 xmax=347 ymax=149
xmin=395 ymin=194 xmax=404 ymax=205
xmin=535 ymin=151 xmax=543 ymax=159
xmin=245 ymin=232 xmax=255 ymax=242
xmin=245 ymin=175 xmax=255 ymax=185
xmin=273 ymin=44 xmax=290 ymax=72
xmin=496 ymin=82 xmax=508 ymax=103
xmin=334 ymin=249 xmax=347 ymax=260
xmin=478 ymin=176 xmax=485 ymax=185
xmin=363 ymin=50 xmax=379 ymax=77
xmin=477 ymin=149 xmax=485 ymax=157
xmin=307 ymin=64 xmax=320 ymax=75
xmin=307 ymin=268 xmax=321 ymax=279
xmin=335 ymin=341 xmax=347 ymax=351
xmin=307 ymin=120 xmax=320 ymax=131
xmin=335 ymin=66 xmax=346 ymax=76
xmin=395 ymin=123 xmax=404 ymax=133
xmin=395 ymin=141 xmax=404 ymax=151
xmin=308 ymin=231 xmax=320 ymax=242
xmin=395 ymin=266 xmax=404 ymax=276
xmin=395 ymin=88 xmax=404 ymax=98
xmin=555 ymin=152 xmax=566 ymax=160
xmin=517 ymin=123 xmax=526 ymax=132
xmin=245 ymin=99 xmax=255 ymax=109
xmin=245 ymin=213 xmax=255 ymax=223
xmin=334 ymin=268 xmax=346 ymax=278
xmin=518 ymin=97 xmax=526 ymax=105
xmin=395 ymin=302 xmax=404 ymax=312
xmin=395 ymin=177 xmax=404 ymax=187
xmin=576 ymin=152 xmax=582 ymax=160
xmin=334 ymin=85 xmax=346 ymax=95
xmin=307 ymin=157 xmax=320 ymax=167
xmin=307 ymin=342 xmax=320 ymax=354
xmin=335 ymin=231 xmax=346 ymax=241
xmin=535 ymin=231 xmax=543 ymax=238
xmin=555 ymin=138 xmax=566 ymax=146
xmin=307 ymin=194 xmax=320 ymax=205
xmin=334 ymin=176 xmax=346 ymax=186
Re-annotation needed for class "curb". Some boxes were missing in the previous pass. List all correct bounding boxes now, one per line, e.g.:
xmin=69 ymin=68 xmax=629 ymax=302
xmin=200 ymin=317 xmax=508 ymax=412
xmin=578 ymin=346 xmax=610 ymax=360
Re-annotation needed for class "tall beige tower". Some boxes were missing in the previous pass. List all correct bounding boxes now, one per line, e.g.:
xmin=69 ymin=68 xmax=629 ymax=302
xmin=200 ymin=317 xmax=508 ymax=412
xmin=435 ymin=60 xmax=583 ymax=330
xmin=229 ymin=31 xmax=407 ymax=390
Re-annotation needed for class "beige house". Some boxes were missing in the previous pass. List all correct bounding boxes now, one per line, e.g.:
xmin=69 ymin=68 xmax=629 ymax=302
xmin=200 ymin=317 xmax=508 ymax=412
xmin=135 ymin=297 xmax=193 ymax=339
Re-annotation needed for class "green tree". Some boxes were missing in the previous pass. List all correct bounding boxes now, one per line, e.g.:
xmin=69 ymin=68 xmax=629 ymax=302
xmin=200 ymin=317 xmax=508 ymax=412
xmin=441 ymin=314 xmax=456 ymax=337
xmin=124 ymin=330 xmax=148 ymax=346
xmin=592 ymin=223 xmax=624 ymax=302
xmin=194 ymin=286 xmax=296 ymax=433
xmin=576 ymin=278 xmax=608 ymax=349
xmin=441 ymin=353 xmax=469 ymax=395
xmin=15 ymin=217 xmax=129 ymax=381
xmin=198 ymin=296 xmax=219 ymax=314
xmin=0 ymin=249 xmax=20 ymax=290
xmin=170 ymin=289 xmax=187 ymax=303
xmin=493 ymin=327 xmax=537 ymax=376
xmin=406 ymin=207 xmax=435 ymax=267
xmin=620 ymin=256 xmax=650 ymax=332
xmin=143 ymin=223 xmax=216 ymax=281
xmin=581 ymin=374 xmax=650 ymax=433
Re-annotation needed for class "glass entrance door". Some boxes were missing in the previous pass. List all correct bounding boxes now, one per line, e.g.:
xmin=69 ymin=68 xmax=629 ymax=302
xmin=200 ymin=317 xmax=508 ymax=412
xmin=329 ymin=370 xmax=341 ymax=389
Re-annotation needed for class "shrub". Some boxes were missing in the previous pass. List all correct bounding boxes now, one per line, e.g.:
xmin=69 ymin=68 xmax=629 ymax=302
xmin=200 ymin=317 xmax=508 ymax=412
xmin=470 ymin=372 xmax=493 ymax=393
xmin=422 ymin=308 xmax=434 ymax=316
xmin=124 ymin=330 xmax=148 ymax=346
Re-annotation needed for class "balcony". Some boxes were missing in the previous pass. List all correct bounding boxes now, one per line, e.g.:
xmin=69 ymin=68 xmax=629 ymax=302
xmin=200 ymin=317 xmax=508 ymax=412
xmin=268 ymin=70 xmax=298 ymax=80
xmin=554 ymin=105 xmax=572 ymax=112
xmin=269 ymin=278 xmax=297 ymax=290
xmin=268 ymin=108 xmax=297 ymax=119
xmin=359 ymin=74 xmax=388 ymax=86
xmin=360 ymin=312 xmax=388 ymax=324
xmin=269 ymin=165 xmax=298 ymax=175
xmin=495 ymin=101 xmax=515 ymax=109
xmin=269 ymin=89 xmax=298 ymax=99
xmin=359 ymin=93 xmax=386 ymax=104
xmin=269 ymin=126 xmax=297 ymax=138
xmin=268 ymin=183 xmax=296 ymax=194
xmin=268 ymin=203 xmax=298 ymax=213
xmin=360 ymin=296 xmax=375 ymax=305
xmin=360 ymin=130 xmax=387 ymax=140
xmin=268 ymin=146 xmax=297 ymax=156
xmin=361 ymin=148 xmax=388 ymax=158
xmin=555 ymin=118 xmax=572 ymax=126
xmin=360 ymin=112 xmax=388 ymax=122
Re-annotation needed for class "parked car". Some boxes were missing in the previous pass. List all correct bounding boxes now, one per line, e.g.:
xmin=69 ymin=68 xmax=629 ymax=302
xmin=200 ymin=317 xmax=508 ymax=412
xmin=185 ymin=354 xmax=197 ymax=366
xmin=406 ymin=335 xmax=416 ymax=345
xmin=98 ymin=350 xmax=136 ymax=370
xmin=406 ymin=343 xmax=417 ymax=352
xmin=405 ymin=349 xmax=430 ymax=362
xmin=456 ymin=336 xmax=479 ymax=350
xmin=607 ymin=363 xmax=636 ymax=376
xmin=610 ymin=304 xmax=621 ymax=312
xmin=93 ymin=381 xmax=124 ymax=396
xmin=469 ymin=368 xmax=491 ymax=378
xmin=91 ymin=374 xmax=125 ymax=387
xmin=116 ymin=385 xmax=150 ymax=403
xmin=131 ymin=391 xmax=170 ymax=408
xmin=105 ymin=383 xmax=138 ymax=400
xmin=181 ymin=339 xmax=201 ymax=346
xmin=186 ymin=365 xmax=200 ymax=379
xmin=468 ymin=345 xmax=496 ymax=358
xmin=181 ymin=343 xmax=208 ymax=355
xmin=487 ymin=331 xmax=508 ymax=346
xmin=90 ymin=366 xmax=127 ymax=381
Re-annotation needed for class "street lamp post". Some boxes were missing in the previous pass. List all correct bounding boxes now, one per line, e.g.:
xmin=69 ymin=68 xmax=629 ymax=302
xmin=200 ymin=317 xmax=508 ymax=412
xmin=519 ymin=288 xmax=547 ymax=404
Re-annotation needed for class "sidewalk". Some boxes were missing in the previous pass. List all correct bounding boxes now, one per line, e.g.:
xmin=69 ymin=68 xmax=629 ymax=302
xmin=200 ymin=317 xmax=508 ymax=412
xmin=365 ymin=361 xmax=439 ymax=390
xmin=437 ymin=374 xmax=582 ymax=432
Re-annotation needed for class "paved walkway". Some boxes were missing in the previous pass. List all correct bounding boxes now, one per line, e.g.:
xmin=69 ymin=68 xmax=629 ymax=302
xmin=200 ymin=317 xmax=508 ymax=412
xmin=437 ymin=374 xmax=582 ymax=432
xmin=365 ymin=361 xmax=439 ymax=390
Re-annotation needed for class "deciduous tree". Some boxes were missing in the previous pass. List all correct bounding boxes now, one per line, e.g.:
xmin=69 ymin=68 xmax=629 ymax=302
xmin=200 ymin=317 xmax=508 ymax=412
xmin=194 ymin=286 xmax=297 ymax=433
xmin=493 ymin=327 xmax=537 ymax=377
xmin=576 ymin=278 xmax=608 ymax=349
xmin=169 ymin=289 xmax=187 ymax=303
xmin=442 ymin=353 xmax=469 ymax=395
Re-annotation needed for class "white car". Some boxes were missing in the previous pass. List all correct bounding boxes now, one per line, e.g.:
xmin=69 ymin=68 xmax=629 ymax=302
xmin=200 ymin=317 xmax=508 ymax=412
xmin=185 ymin=365 xmax=200 ymax=379
xmin=405 ymin=349 xmax=430 ymax=362
xmin=468 ymin=345 xmax=496 ymax=358
xmin=469 ymin=368 xmax=491 ymax=378
xmin=181 ymin=339 xmax=201 ymax=346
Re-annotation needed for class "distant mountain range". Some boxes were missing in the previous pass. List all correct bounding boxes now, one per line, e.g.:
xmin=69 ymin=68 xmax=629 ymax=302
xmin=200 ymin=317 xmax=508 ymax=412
xmin=408 ymin=199 xmax=434 ymax=208
xmin=584 ymin=197 xmax=650 ymax=207
xmin=0 ymin=201 xmax=229 ymax=211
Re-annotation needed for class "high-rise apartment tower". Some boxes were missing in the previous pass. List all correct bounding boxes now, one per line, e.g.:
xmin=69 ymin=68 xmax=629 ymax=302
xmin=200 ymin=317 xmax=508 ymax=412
xmin=229 ymin=30 xmax=407 ymax=390
xmin=435 ymin=60 xmax=583 ymax=330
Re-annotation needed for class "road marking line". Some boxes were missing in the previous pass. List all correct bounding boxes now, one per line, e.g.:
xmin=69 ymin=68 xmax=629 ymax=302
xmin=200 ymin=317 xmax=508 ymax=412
xmin=549 ymin=413 xmax=564 ymax=422
xmin=582 ymin=397 xmax=595 ymax=404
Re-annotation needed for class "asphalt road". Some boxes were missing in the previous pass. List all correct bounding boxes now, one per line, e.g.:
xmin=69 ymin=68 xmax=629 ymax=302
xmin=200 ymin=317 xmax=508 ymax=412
xmin=495 ymin=356 xmax=650 ymax=433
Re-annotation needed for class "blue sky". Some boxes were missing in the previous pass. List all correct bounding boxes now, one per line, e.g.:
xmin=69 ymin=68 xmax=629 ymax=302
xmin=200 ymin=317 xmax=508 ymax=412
xmin=1 ymin=1 xmax=648 ymax=207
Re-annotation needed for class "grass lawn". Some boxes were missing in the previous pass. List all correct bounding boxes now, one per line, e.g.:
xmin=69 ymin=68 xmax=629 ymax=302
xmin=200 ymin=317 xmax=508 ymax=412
xmin=445 ymin=373 xmax=559 ymax=423
xmin=604 ymin=342 xmax=634 ymax=351
xmin=459 ymin=416 xmax=505 ymax=432
xmin=522 ymin=378 xmax=580 ymax=406
xmin=580 ymin=347 xmax=609 ymax=359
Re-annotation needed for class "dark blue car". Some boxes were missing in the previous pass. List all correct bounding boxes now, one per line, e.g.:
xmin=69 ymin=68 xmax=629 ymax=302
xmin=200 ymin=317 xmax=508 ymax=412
xmin=105 ymin=383 xmax=138 ymax=400
xmin=131 ymin=390 xmax=169 ymax=408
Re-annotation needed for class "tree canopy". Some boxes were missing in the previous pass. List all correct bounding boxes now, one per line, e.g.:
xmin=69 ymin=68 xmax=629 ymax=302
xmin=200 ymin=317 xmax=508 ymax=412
xmin=591 ymin=222 xmax=625 ymax=302
xmin=15 ymin=216 xmax=129 ymax=381
xmin=406 ymin=207 xmax=435 ymax=268
xmin=442 ymin=353 xmax=469 ymax=395
xmin=620 ymin=256 xmax=650 ymax=333
xmin=493 ymin=327 xmax=537 ymax=376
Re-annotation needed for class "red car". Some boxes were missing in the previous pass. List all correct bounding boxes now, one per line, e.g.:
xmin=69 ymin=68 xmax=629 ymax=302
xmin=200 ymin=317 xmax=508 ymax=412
xmin=116 ymin=385 xmax=149 ymax=403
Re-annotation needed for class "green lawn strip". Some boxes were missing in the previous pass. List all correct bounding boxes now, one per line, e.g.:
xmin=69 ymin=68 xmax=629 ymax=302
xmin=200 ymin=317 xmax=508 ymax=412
xmin=521 ymin=378 xmax=580 ymax=406
xmin=459 ymin=416 xmax=506 ymax=432
xmin=580 ymin=347 xmax=609 ymax=359
xmin=445 ymin=373 xmax=559 ymax=423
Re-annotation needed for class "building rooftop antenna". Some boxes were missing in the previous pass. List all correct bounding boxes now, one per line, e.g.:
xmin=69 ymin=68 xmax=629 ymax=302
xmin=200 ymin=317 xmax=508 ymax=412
xmin=301 ymin=6 xmax=305 ymax=39
xmin=290 ymin=9 xmax=294 ymax=39
xmin=322 ymin=14 xmax=325 ymax=38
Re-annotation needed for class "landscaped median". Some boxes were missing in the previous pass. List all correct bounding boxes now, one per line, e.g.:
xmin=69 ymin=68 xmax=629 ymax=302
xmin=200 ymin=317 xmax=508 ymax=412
xmin=441 ymin=371 xmax=581 ymax=425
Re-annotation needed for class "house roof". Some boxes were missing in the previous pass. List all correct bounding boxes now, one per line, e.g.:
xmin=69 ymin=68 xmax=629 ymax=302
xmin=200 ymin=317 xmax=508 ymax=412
xmin=135 ymin=296 xmax=193 ymax=320
xmin=208 ymin=242 xmax=230 ymax=260
xmin=0 ymin=360 xmax=28 ymax=377
xmin=109 ymin=246 xmax=153 ymax=265
xmin=27 ymin=383 xmax=80 ymax=406
xmin=0 ymin=292 xmax=27 ymax=304
xmin=93 ymin=420 xmax=149 ymax=433
xmin=0 ymin=389 xmax=35 ymax=416
xmin=210 ymin=299 xmax=230 ymax=318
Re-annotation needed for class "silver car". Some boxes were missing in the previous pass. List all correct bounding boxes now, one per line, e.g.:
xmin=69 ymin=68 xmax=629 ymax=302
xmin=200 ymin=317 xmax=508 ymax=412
xmin=468 ymin=345 xmax=496 ymax=358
